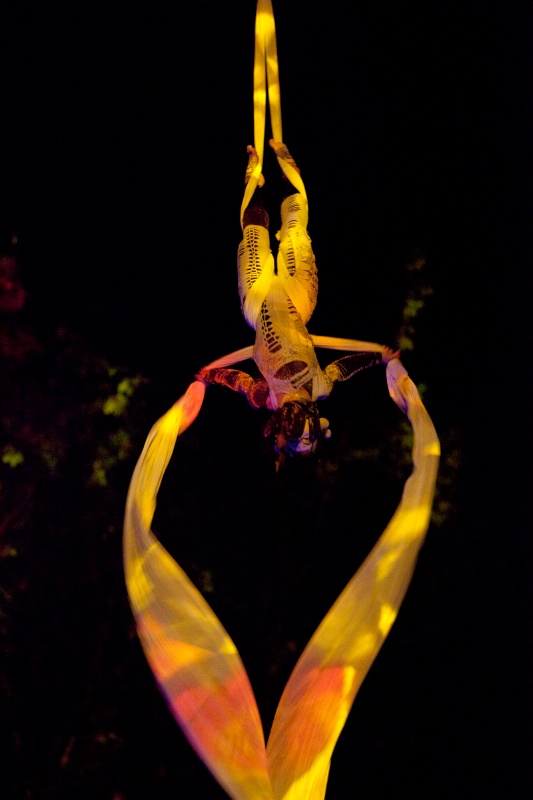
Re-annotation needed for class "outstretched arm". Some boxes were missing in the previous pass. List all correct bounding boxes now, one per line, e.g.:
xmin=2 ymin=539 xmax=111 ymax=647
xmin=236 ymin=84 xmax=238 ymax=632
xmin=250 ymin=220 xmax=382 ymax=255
xmin=196 ymin=367 xmax=269 ymax=409
xmin=324 ymin=346 xmax=400 ymax=384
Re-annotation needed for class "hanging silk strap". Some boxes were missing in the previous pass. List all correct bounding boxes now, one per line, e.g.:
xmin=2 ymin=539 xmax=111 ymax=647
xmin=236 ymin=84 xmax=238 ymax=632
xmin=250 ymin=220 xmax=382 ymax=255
xmin=201 ymin=336 xmax=392 ymax=372
xmin=265 ymin=359 xmax=440 ymax=799
xmin=240 ymin=0 xmax=307 ymax=228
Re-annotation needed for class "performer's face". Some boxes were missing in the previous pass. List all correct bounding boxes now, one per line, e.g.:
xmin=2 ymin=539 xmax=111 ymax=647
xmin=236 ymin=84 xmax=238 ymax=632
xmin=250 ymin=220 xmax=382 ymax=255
xmin=289 ymin=418 xmax=331 ymax=455
xmin=291 ymin=420 xmax=315 ymax=454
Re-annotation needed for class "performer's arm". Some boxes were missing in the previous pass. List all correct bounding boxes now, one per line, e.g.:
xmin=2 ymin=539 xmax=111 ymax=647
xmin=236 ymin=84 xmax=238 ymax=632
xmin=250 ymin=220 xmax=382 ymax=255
xmin=324 ymin=346 xmax=400 ymax=384
xmin=196 ymin=367 xmax=269 ymax=409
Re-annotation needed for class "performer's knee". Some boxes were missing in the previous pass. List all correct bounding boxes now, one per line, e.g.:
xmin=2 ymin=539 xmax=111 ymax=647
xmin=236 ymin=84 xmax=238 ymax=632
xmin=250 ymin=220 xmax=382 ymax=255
xmin=243 ymin=204 xmax=270 ymax=229
xmin=243 ymin=186 xmax=270 ymax=228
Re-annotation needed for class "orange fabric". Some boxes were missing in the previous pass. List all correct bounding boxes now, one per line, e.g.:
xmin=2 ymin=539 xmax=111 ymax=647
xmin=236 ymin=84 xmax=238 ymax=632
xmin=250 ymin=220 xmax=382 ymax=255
xmin=123 ymin=362 xmax=439 ymax=800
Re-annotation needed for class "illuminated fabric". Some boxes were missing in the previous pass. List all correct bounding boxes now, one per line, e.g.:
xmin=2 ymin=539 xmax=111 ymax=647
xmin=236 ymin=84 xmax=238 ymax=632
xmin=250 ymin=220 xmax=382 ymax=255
xmin=239 ymin=2 xmax=321 ymax=413
xmin=123 ymin=2 xmax=440 ymax=798
xmin=240 ymin=0 xmax=306 ymax=227
xmin=124 ymin=359 xmax=439 ymax=800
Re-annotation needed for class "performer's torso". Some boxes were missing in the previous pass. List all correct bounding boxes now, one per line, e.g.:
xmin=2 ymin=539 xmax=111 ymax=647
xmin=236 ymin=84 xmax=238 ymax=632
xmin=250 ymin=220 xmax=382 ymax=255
xmin=253 ymin=278 xmax=330 ymax=408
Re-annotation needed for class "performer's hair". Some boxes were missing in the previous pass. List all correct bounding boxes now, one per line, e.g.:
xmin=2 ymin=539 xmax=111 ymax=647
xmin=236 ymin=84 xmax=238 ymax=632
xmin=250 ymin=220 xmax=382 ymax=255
xmin=264 ymin=401 xmax=324 ymax=470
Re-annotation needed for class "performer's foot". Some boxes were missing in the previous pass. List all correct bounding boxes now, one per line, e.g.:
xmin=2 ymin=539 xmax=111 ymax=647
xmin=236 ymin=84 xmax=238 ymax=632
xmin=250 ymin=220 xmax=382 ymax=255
xmin=269 ymin=139 xmax=301 ymax=174
xmin=245 ymin=145 xmax=265 ymax=187
xmin=381 ymin=346 xmax=401 ymax=364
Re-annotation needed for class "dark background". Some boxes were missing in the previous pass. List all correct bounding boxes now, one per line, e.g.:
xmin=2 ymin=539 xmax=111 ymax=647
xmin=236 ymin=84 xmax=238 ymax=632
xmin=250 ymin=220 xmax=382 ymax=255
xmin=1 ymin=1 xmax=531 ymax=798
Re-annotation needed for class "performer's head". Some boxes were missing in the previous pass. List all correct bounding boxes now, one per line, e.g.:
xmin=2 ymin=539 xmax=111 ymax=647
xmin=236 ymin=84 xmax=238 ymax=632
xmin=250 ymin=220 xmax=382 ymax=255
xmin=264 ymin=401 xmax=331 ymax=469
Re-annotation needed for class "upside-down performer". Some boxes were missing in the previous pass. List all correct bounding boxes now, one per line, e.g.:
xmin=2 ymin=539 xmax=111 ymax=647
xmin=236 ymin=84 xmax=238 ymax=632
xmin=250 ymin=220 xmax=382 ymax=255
xmin=197 ymin=139 xmax=399 ymax=468
xmin=123 ymin=1 xmax=440 ymax=799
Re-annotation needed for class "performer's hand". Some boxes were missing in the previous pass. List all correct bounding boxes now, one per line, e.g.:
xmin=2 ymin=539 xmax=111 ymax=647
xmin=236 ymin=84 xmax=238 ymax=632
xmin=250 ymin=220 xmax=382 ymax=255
xmin=195 ymin=367 xmax=211 ymax=385
xmin=382 ymin=346 xmax=400 ymax=364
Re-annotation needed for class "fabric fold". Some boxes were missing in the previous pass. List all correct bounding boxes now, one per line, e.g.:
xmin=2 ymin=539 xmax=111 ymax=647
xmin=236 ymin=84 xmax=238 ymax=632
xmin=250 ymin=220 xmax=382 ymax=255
xmin=123 ymin=1 xmax=439 ymax=797
xmin=124 ymin=381 xmax=274 ymax=800
xmin=265 ymin=359 xmax=439 ymax=799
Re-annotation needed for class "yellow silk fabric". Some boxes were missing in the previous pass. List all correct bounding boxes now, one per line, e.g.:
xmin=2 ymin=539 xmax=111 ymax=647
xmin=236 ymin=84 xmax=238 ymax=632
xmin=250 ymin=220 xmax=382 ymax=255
xmin=124 ymin=359 xmax=439 ymax=800
xmin=311 ymin=335 xmax=390 ymax=354
xmin=266 ymin=359 xmax=439 ymax=799
xmin=201 ymin=336 xmax=389 ymax=372
xmin=124 ymin=381 xmax=274 ymax=800
xmin=241 ymin=0 xmax=306 ymax=227
xmin=123 ymin=2 xmax=439 ymax=797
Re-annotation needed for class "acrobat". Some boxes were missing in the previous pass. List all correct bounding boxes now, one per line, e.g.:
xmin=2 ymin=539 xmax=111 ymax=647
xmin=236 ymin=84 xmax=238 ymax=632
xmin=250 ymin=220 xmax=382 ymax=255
xmin=198 ymin=139 xmax=399 ymax=467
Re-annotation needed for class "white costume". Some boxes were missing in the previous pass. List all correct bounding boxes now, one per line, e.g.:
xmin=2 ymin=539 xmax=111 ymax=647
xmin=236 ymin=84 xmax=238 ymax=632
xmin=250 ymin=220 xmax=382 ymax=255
xmin=238 ymin=191 xmax=332 ymax=409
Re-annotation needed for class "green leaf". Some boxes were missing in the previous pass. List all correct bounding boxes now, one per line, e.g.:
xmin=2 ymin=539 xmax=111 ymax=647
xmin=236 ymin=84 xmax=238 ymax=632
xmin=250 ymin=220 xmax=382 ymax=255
xmin=102 ymin=394 xmax=128 ymax=416
xmin=1 ymin=447 xmax=24 ymax=468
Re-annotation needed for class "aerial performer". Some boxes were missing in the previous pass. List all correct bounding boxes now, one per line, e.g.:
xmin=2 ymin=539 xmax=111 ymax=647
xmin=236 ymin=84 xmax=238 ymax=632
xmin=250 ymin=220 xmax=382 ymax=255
xmin=197 ymin=137 xmax=399 ymax=469
xmin=123 ymin=1 xmax=440 ymax=799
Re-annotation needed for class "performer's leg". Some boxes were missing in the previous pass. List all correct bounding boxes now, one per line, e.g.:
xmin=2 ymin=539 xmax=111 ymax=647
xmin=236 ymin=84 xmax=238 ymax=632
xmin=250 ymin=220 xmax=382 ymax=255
xmin=237 ymin=146 xmax=273 ymax=327
xmin=270 ymin=141 xmax=318 ymax=325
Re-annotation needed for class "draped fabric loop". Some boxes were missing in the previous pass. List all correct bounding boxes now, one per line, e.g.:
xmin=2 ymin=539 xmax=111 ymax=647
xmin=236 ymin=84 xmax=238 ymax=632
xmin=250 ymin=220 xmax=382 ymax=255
xmin=123 ymin=2 xmax=439 ymax=798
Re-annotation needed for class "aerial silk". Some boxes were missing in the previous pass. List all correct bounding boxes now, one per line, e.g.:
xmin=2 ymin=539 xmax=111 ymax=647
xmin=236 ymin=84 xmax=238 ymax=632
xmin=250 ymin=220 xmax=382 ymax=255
xmin=240 ymin=0 xmax=306 ymax=227
xmin=123 ymin=2 xmax=440 ymax=799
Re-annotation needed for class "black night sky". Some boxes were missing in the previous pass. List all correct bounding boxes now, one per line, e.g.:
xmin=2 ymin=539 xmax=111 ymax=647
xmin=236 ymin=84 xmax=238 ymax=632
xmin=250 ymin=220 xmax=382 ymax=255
xmin=2 ymin=1 xmax=531 ymax=798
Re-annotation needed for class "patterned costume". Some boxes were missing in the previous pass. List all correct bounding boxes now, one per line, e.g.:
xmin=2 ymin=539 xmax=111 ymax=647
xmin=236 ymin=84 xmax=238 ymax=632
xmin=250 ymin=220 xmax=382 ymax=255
xmin=201 ymin=180 xmax=384 ymax=410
